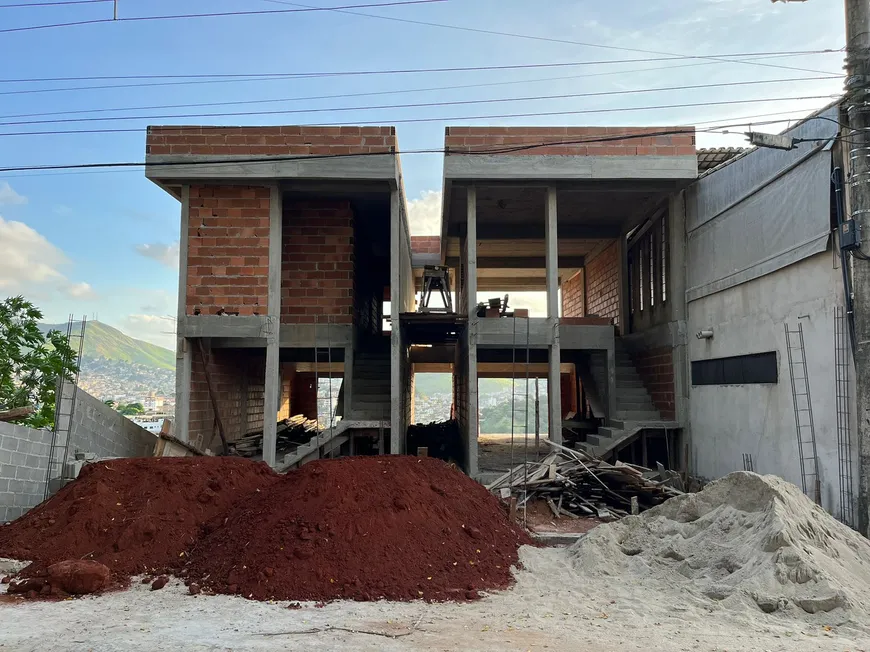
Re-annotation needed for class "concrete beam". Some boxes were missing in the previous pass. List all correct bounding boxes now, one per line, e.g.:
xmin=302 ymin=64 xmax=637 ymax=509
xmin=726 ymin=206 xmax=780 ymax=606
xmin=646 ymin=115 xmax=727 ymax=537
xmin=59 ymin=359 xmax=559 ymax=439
xmin=175 ymin=185 xmax=191 ymax=443
xmin=279 ymin=323 xmax=353 ymax=348
xmin=445 ymin=256 xmax=585 ymax=269
xmin=558 ymin=324 xmax=617 ymax=350
xmin=477 ymin=318 xmax=553 ymax=349
xmin=447 ymin=224 xmax=621 ymax=239
xmin=467 ymin=187 xmax=479 ymax=477
xmin=146 ymin=153 xmax=399 ymax=183
xmin=262 ymin=185 xmax=283 ymax=468
xmin=444 ymin=155 xmax=698 ymax=182
xmin=179 ymin=315 xmax=268 ymax=339
xmin=545 ymin=186 xmax=562 ymax=445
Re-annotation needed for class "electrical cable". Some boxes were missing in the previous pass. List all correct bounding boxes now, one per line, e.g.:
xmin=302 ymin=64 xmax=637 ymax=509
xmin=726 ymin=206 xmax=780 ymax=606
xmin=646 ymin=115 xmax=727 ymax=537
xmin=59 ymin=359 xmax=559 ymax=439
xmin=261 ymin=0 xmax=843 ymax=76
xmin=0 ymin=0 xmax=446 ymax=34
xmin=0 ymin=55 xmax=837 ymax=121
xmin=0 ymin=94 xmax=839 ymax=138
xmin=0 ymin=75 xmax=840 ymax=128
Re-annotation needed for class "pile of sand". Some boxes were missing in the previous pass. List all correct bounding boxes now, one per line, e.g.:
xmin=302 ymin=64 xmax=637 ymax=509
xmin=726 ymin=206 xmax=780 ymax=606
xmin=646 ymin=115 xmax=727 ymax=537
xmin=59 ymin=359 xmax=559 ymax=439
xmin=569 ymin=472 xmax=870 ymax=625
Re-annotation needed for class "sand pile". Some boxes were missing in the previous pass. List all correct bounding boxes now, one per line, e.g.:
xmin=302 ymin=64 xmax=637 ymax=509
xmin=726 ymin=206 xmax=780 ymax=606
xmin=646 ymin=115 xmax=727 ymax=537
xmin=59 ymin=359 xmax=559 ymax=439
xmin=183 ymin=455 xmax=532 ymax=602
xmin=0 ymin=457 xmax=277 ymax=580
xmin=569 ymin=472 xmax=870 ymax=624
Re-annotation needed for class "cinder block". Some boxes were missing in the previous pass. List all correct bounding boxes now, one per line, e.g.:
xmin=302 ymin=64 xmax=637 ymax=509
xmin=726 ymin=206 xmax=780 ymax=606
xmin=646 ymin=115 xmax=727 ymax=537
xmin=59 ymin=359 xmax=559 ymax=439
xmin=0 ymin=463 xmax=17 ymax=479
xmin=9 ymin=453 xmax=26 ymax=467
xmin=0 ymin=492 xmax=15 ymax=506
xmin=8 ymin=479 xmax=27 ymax=494
xmin=4 ymin=506 xmax=24 ymax=522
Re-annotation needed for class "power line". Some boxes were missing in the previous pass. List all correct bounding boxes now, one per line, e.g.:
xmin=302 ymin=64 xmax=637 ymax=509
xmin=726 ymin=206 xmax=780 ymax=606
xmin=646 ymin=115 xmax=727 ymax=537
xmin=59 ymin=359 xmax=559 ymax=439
xmin=261 ymin=0 xmax=842 ymax=76
xmin=0 ymin=49 xmax=835 ymax=84
xmin=0 ymin=111 xmax=840 ymax=178
xmin=0 ymin=76 xmax=840 ymax=128
xmin=0 ymin=57 xmax=837 ymax=102
xmin=0 ymin=94 xmax=840 ymax=138
xmin=0 ymin=0 xmax=109 ymax=7
xmin=0 ymin=0 xmax=446 ymax=34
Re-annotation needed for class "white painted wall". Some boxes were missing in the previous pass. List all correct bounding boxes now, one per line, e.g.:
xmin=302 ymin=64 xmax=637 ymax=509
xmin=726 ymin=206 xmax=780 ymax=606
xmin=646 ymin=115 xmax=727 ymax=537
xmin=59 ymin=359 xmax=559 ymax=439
xmin=687 ymin=250 xmax=857 ymax=520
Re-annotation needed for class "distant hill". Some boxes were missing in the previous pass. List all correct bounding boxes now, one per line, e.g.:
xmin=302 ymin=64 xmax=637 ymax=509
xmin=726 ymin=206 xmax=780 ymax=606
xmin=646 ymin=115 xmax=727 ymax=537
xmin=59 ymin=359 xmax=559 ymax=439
xmin=40 ymin=320 xmax=175 ymax=370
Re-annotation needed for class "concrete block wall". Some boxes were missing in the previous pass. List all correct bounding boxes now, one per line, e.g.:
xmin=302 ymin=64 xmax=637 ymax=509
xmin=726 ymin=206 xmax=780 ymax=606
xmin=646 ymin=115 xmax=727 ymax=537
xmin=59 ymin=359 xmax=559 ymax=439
xmin=186 ymin=185 xmax=271 ymax=316
xmin=0 ymin=422 xmax=52 ymax=522
xmin=585 ymin=241 xmax=620 ymax=325
xmin=444 ymin=126 xmax=696 ymax=156
xmin=631 ymin=347 xmax=676 ymax=420
xmin=561 ymin=269 xmax=585 ymax=317
xmin=66 ymin=386 xmax=156 ymax=460
xmin=188 ymin=349 xmax=266 ymax=450
xmin=146 ymin=125 xmax=397 ymax=156
xmin=281 ymin=200 xmax=355 ymax=324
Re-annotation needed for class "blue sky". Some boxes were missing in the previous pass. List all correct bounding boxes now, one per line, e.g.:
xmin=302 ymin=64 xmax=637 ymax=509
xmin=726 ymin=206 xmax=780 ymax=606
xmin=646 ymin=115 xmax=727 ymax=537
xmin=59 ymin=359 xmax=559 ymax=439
xmin=0 ymin=0 xmax=846 ymax=348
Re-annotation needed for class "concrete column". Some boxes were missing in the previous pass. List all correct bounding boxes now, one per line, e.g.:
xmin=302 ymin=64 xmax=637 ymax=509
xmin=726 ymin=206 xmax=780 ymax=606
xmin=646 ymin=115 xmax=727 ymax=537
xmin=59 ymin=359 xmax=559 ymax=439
xmin=668 ymin=192 xmax=691 ymax=431
xmin=545 ymin=187 xmax=563 ymax=445
xmin=390 ymin=188 xmax=402 ymax=454
xmin=263 ymin=185 xmax=283 ymax=468
xmin=466 ymin=187 xmax=479 ymax=475
xmin=175 ymin=185 xmax=191 ymax=442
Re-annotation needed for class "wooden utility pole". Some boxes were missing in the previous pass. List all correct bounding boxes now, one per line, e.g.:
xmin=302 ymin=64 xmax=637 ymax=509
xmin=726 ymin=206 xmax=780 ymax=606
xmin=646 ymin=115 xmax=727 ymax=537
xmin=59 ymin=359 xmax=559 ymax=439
xmin=844 ymin=0 xmax=870 ymax=536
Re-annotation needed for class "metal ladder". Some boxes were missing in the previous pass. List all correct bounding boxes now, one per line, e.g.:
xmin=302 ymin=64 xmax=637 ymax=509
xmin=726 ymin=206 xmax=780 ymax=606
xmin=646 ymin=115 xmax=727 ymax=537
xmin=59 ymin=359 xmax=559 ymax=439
xmin=834 ymin=306 xmax=855 ymax=525
xmin=44 ymin=315 xmax=87 ymax=499
xmin=784 ymin=322 xmax=821 ymax=505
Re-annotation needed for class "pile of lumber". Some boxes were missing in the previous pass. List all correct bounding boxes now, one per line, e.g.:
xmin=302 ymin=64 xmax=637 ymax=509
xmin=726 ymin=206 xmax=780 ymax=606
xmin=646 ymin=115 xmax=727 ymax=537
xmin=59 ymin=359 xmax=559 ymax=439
xmin=230 ymin=415 xmax=319 ymax=457
xmin=487 ymin=441 xmax=683 ymax=519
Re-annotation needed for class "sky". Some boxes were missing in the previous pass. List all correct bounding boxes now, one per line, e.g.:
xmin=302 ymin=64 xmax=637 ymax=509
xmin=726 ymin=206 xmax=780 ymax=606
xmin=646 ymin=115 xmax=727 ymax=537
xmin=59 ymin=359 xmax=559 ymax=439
xmin=0 ymin=0 xmax=847 ymax=349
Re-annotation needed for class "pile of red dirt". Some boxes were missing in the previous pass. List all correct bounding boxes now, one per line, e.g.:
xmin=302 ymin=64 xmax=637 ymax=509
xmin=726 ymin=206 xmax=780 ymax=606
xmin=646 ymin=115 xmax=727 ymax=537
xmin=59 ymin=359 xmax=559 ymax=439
xmin=0 ymin=457 xmax=277 ymax=580
xmin=183 ymin=455 xmax=533 ymax=602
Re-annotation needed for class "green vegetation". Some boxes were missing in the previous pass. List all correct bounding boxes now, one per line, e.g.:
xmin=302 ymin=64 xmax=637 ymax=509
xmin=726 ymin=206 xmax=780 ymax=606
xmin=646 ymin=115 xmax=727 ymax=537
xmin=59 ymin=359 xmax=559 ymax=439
xmin=0 ymin=296 xmax=79 ymax=428
xmin=117 ymin=402 xmax=144 ymax=416
xmin=40 ymin=320 xmax=174 ymax=370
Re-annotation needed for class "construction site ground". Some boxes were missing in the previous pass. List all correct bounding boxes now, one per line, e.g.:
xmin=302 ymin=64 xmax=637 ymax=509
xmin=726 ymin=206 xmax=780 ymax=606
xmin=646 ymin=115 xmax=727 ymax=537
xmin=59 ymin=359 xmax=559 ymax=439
xmin=2 ymin=548 xmax=865 ymax=652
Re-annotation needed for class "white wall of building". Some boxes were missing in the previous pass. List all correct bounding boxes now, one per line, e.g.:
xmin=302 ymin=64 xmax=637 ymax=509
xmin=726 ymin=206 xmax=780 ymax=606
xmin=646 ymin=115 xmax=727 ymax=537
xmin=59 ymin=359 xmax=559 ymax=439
xmin=687 ymin=249 xmax=856 ymax=519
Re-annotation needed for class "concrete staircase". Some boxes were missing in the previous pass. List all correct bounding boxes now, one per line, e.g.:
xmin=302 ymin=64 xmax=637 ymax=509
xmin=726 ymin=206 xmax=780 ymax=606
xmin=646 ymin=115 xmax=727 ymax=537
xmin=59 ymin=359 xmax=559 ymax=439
xmin=580 ymin=344 xmax=678 ymax=458
xmin=349 ymin=344 xmax=391 ymax=421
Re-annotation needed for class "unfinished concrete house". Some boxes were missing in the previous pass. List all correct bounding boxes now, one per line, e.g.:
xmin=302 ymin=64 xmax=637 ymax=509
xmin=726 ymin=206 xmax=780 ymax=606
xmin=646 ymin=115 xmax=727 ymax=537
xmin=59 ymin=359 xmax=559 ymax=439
xmin=427 ymin=126 xmax=698 ymax=479
xmin=145 ymin=125 xmax=413 ymax=467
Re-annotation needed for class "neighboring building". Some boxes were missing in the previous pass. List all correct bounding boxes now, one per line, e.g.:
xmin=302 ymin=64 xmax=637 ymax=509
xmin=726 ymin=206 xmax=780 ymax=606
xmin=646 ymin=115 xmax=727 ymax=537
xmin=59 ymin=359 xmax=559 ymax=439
xmin=144 ymin=111 xmax=860 ymax=527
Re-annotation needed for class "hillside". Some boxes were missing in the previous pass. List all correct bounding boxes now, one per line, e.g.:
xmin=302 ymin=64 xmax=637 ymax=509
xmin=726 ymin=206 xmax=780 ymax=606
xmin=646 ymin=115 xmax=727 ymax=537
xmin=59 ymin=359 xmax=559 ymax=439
xmin=40 ymin=320 xmax=175 ymax=370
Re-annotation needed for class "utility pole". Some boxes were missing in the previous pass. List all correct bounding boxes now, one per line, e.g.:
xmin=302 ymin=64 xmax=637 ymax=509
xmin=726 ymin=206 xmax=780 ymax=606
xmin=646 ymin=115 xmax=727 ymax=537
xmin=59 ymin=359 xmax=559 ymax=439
xmin=844 ymin=0 xmax=870 ymax=536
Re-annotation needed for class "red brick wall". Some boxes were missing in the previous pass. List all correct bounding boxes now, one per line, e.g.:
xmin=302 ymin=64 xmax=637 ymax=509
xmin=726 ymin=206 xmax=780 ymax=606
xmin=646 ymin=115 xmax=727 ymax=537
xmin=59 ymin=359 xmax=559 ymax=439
xmin=147 ymin=125 xmax=396 ymax=156
xmin=444 ymin=127 xmax=695 ymax=156
xmin=632 ymin=347 xmax=675 ymax=420
xmin=585 ymin=241 xmax=620 ymax=325
xmin=188 ymin=349 xmax=265 ymax=451
xmin=186 ymin=185 xmax=270 ymax=316
xmin=561 ymin=270 xmax=584 ymax=317
xmin=281 ymin=200 xmax=354 ymax=324
xmin=411 ymin=235 xmax=440 ymax=255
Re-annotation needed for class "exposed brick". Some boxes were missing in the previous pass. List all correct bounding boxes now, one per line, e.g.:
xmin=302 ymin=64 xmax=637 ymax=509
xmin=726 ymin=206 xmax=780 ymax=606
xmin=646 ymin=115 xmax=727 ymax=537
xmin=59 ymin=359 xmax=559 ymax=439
xmin=410 ymin=236 xmax=440 ymax=255
xmin=631 ymin=346 xmax=676 ymax=420
xmin=444 ymin=126 xmax=695 ymax=156
xmin=561 ymin=269 xmax=584 ymax=317
xmin=146 ymin=125 xmax=398 ymax=156
xmin=585 ymin=241 xmax=620 ymax=327
xmin=186 ymin=185 xmax=270 ymax=316
xmin=281 ymin=200 xmax=355 ymax=325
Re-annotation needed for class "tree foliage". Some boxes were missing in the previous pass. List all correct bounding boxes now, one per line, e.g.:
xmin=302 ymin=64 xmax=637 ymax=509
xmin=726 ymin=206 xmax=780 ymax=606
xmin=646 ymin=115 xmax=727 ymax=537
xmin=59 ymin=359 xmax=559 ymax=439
xmin=0 ymin=296 xmax=78 ymax=429
xmin=117 ymin=402 xmax=144 ymax=416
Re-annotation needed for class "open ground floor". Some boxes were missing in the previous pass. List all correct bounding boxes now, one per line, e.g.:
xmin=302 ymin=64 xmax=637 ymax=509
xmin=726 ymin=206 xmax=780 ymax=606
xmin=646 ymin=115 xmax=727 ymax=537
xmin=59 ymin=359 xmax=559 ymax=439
xmin=1 ymin=548 xmax=864 ymax=652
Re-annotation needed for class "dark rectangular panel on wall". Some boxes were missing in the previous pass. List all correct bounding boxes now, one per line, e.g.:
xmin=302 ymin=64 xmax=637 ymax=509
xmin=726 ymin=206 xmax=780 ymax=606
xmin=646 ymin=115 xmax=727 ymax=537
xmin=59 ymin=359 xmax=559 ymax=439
xmin=691 ymin=352 xmax=777 ymax=386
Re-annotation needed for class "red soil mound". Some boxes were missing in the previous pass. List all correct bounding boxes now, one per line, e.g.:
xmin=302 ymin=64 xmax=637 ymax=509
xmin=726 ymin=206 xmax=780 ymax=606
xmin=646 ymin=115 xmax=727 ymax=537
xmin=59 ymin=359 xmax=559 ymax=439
xmin=184 ymin=456 xmax=532 ymax=602
xmin=0 ymin=457 xmax=277 ymax=579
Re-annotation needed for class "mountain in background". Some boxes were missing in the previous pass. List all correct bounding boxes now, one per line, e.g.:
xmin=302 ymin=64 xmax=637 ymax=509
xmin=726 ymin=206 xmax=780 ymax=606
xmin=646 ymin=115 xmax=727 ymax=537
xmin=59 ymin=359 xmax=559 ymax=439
xmin=40 ymin=320 xmax=175 ymax=370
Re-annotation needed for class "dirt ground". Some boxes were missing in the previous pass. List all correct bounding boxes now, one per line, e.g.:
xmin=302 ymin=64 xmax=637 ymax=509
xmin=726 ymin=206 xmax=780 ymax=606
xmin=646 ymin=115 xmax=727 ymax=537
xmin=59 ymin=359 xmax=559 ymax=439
xmin=477 ymin=434 xmax=550 ymax=475
xmin=2 ymin=548 xmax=866 ymax=652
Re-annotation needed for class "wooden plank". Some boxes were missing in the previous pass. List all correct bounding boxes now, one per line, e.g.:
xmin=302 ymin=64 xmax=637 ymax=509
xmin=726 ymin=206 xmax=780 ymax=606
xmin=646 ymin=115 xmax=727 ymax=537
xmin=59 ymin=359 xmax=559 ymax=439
xmin=195 ymin=339 xmax=228 ymax=456
xmin=0 ymin=406 xmax=34 ymax=422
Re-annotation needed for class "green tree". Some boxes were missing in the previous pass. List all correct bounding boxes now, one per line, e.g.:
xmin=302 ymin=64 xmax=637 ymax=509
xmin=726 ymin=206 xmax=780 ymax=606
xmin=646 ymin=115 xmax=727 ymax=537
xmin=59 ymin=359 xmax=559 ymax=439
xmin=103 ymin=399 xmax=116 ymax=408
xmin=118 ymin=402 xmax=144 ymax=416
xmin=0 ymin=296 xmax=78 ymax=429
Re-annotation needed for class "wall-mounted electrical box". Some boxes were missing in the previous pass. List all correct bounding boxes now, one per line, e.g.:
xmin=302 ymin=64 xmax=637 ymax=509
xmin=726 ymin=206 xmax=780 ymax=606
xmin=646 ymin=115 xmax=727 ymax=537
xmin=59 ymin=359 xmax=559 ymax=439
xmin=840 ymin=219 xmax=861 ymax=251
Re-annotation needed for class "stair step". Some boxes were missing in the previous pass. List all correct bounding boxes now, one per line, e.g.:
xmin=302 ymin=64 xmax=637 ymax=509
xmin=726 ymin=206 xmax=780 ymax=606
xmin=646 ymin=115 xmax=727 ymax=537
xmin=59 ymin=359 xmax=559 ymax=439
xmin=616 ymin=400 xmax=655 ymax=411
xmin=616 ymin=387 xmax=651 ymax=398
xmin=616 ymin=379 xmax=644 ymax=389
xmin=615 ymin=410 xmax=661 ymax=421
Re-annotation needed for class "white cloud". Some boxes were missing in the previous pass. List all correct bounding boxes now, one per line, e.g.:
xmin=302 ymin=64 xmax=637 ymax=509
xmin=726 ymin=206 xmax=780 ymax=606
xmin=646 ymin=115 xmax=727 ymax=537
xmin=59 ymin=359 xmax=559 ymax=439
xmin=407 ymin=190 xmax=442 ymax=236
xmin=0 ymin=216 xmax=67 ymax=289
xmin=65 ymin=282 xmax=97 ymax=299
xmin=53 ymin=204 xmax=73 ymax=216
xmin=0 ymin=216 xmax=95 ymax=305
xmin=119 ymin=313 xmax=176 ymax=349
xmin=0 ymin=182 xmax=27 ymax=206
xmin=135 ymin=242 xmax=180 ymax=268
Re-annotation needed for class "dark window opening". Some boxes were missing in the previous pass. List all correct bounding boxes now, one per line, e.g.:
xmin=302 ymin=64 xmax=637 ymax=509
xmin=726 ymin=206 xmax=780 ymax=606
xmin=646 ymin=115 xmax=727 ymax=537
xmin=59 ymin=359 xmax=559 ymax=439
xmin=691 ymin=352 xmax=778 ymax=386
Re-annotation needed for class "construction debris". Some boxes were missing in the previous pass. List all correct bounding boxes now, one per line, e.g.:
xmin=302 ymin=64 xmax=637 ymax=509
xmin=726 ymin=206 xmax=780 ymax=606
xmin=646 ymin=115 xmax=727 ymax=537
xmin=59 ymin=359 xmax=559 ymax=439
xmin=487 ymin=441 xmax=683 ymax=519
xmin=406 ymin=419 xmax=462 ymax=464
xmin=229 ymin=415 xmax=319 ymax=458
